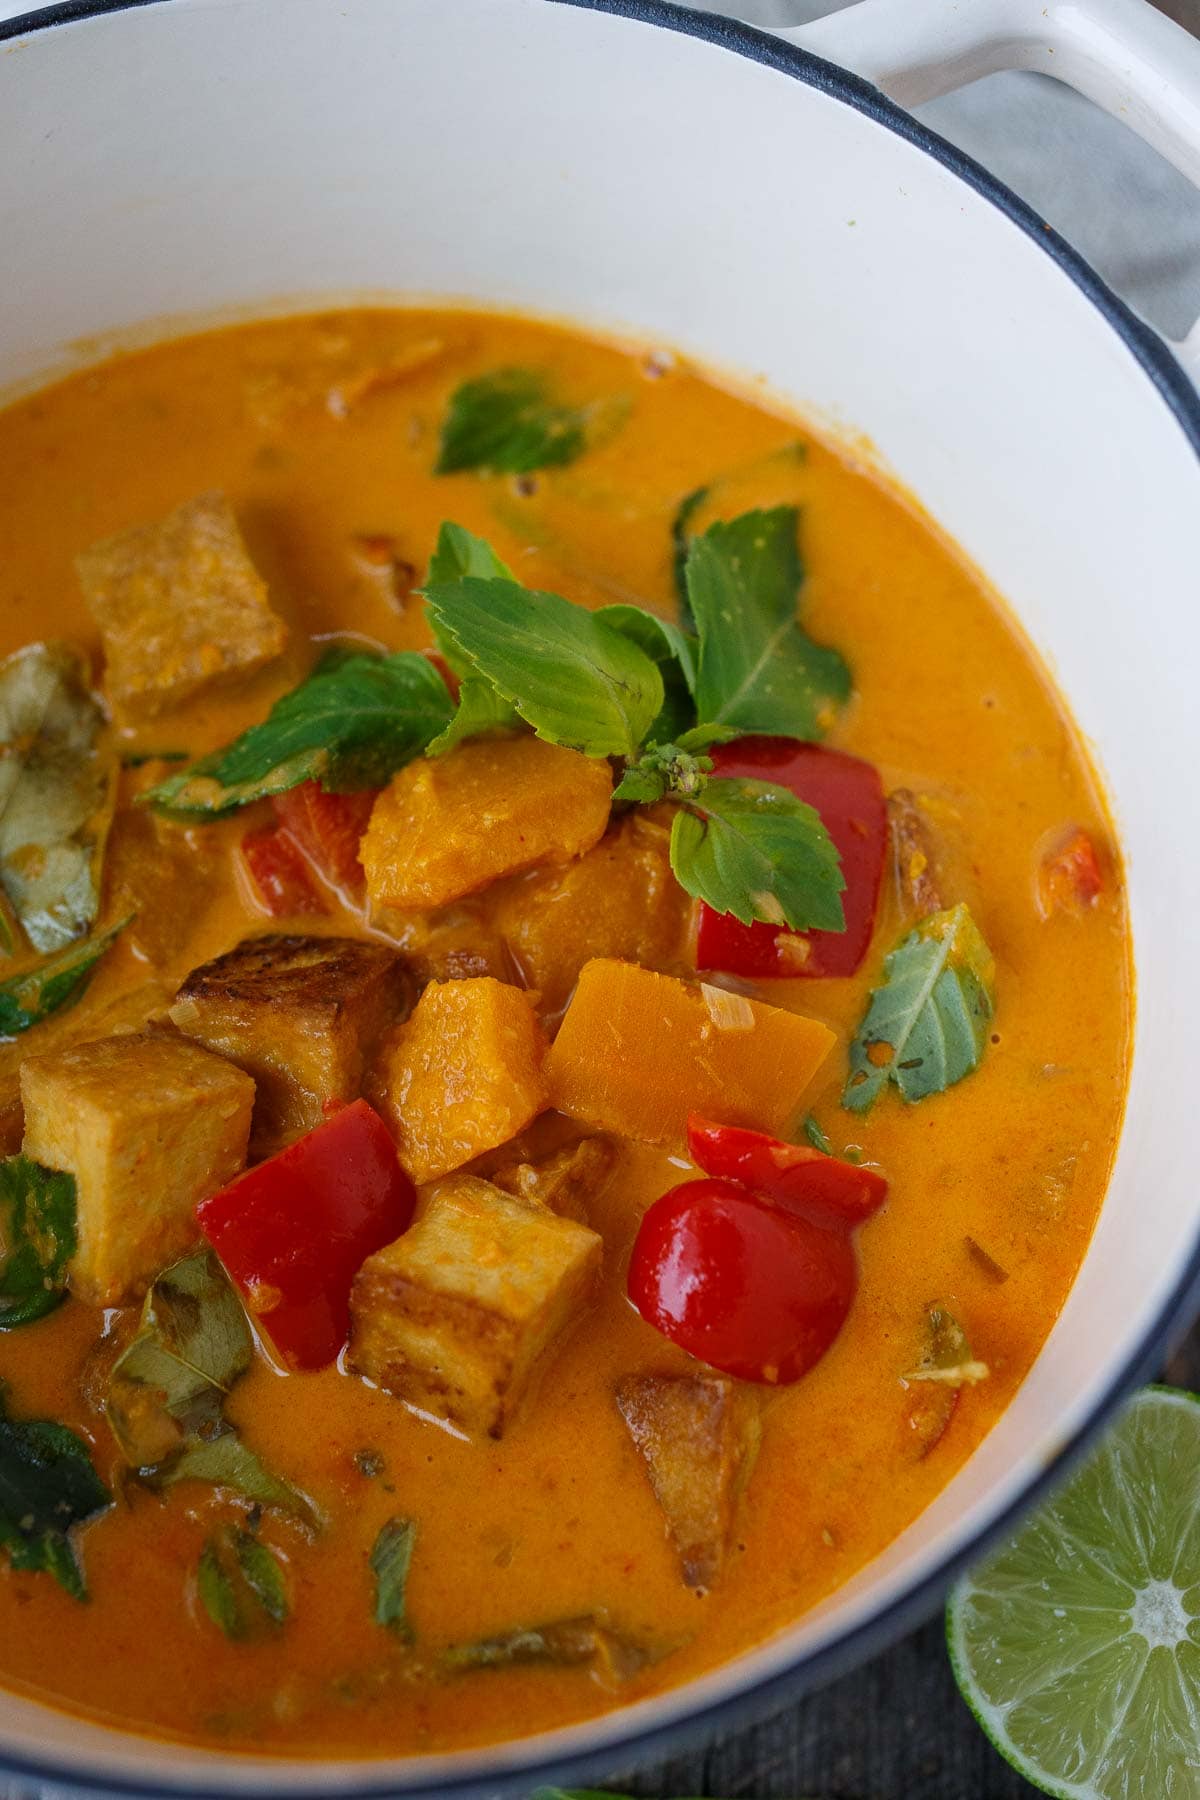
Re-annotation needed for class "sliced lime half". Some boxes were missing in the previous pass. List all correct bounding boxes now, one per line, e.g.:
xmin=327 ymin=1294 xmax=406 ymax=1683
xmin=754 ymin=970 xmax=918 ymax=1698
xmin=947 ymin=1385 xmax=1200 ymax=1798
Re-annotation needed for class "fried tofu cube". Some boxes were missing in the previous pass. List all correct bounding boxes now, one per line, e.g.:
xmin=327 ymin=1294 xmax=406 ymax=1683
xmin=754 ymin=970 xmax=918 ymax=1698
xmin=76 ymin=492 xmax=286 ymax=723
xmin=170 ymin=934 xmax=412 ymax=1158
xmin=495 ymin=814 xmax=690 ymax=1016
xmin=616 ymin=1373 xmax=756 ymax=1591
xmin=374 ymin=977 xmax=549 ymax=1184
xmin=20 ymin=1033 xmax=254 ymax=1307
xmin=348 ymin=1175 xmax=602 ymax=1438
xmin=361 ymin=735 xmax=612 ymax=913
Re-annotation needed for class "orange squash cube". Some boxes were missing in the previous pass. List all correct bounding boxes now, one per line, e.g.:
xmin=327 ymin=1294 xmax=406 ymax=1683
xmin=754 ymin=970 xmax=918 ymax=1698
xmin=360 ymin=735 xmax=612 ymax=913
xmin=544 ymin=959 xmax=835 ymax=1148
xmin=374 ymin=977 xmax=549 ymax=1183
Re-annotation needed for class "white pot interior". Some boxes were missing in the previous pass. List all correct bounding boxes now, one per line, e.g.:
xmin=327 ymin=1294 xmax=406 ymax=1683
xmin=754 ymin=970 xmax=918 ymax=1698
xmin=2 ymin=0 xmax=1199 ymax=1789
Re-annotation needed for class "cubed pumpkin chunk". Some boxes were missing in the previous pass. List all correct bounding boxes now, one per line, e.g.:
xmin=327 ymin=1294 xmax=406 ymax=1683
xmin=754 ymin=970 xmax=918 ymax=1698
xmin=374 ymin=977 xmax=548 ymax=1183
xmin=361 ymin=735 xmax=612 ymax=912
xmin=76 ymin=492 xmax=285 ymax=723
xmin=20 ymin=1033 xmax=255 ymax=1307
xmin=544 ymin=959 xmax=834 ymax=1147
xmin=495 ymin=814 xmax=690 ymax=1015
xmin=171 ymin=934 xmax=413 ymax=1158
xmin=616 ymin=1372 xmax=755 ymax=1591
xmin=348 ymin=1175 xmax=602 ymax=1438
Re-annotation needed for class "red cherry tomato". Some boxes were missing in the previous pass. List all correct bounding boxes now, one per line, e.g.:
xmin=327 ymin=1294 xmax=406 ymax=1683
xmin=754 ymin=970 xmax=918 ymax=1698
xmin=627 ymin=1178 xmax=857 ymax=1384
xmin=686 ymin=1113 xmax=887 ymax=1231
xmin=695 ymin=738 xmax=886 ymax=979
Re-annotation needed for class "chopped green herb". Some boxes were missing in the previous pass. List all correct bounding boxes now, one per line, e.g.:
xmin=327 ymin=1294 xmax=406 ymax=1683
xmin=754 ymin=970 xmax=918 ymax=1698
xmin=0 ymin=1390 xmax=110 ymax=1599
xmin=423 ymin=577 xmax=663 ymax=760
xmin=370 ymin=1516 xmax=417 ymax=1642
xmin=197 ymin=1530 xmax=289 ymax=1639
xmin=687 ymin=508 xmax=851 ymax=741
xmin=0 ymin=1156 xmax=76 ymax=1328
xmin=802 ymin=1115 xmax=834 ymax=1157
xmin=436 ymin=368 xmax=592 ymax=476
xmin=232 ymin=1529 xmax=289 ymax=1624
xmin=965 ymin=1235 xmax=1009 ymax=1284
xmin=0 ymin=915 xmax=131 ymax=1039
xmin=0 ymin=643 xmax=116 ymax=954
xmin=613 ymin=741 xmax=712 ymax=807
xmin=844 ymin=903 xmax=996 ymax=1113
xmin=142 ymin=651 xmax=453 ymax=815
xmin=353 ymin=1448 xmax=386 ymax=1480
xmin=107 ymin=1250 xmax=314 ymax=1523
xmin=670 ymin=777 xmax=846 ymax=932
xmin=443 ymin=1614 xmax=651 ymax=1681
xmin=425 ymin=520 xmax=515 ymax=598
xmin=198 ymin=1539 xmax=243 ymax=1640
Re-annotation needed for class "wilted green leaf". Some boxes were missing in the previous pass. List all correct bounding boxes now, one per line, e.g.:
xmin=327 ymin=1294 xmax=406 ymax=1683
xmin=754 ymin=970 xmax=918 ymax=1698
xmin=370 ymin=1516 xmax=416 ymax=1641
xmin=0 ymin=1156 xmax=76 ymax=1328
xmin=0 ymin=1391 xmax=109 ymax=1599
xmin=0 ymin=916 xmax=131 ymax=1039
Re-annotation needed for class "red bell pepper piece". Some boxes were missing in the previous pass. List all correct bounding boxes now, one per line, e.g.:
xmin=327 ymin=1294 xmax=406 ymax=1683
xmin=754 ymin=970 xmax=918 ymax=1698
xmin=240 ymin=824 xmax=327 ymax=917
xmin=686 ymin=1113 xmax=887 ymax=1231
xmin=695 ymin=738 xmax=887 ymax=979
xmin=197 ymin=1099 xmax=415 ymax=1371
xmin=628 ymin=1178 xmax=857 ymax=1384
xmin=270 ymin=780 xmax=378 ymax=897
xmin=1038 ymin=826 xmax=1103 ymax=916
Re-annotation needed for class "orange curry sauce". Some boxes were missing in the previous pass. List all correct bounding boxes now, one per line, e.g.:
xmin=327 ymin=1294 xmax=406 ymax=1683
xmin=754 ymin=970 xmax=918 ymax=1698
xmin=0 ymin=310 xmax=1130 ymax=1753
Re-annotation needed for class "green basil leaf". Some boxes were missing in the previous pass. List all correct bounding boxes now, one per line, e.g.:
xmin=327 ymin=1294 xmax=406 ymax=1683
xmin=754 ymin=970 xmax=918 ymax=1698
xmin=142 ymin=652 xmax=453 ymax=815
xmin=802 ymin=1115 xmax=834 ymax=1157
xmin=596 ymin=603 xmax=697 ymax=745
xmin=425 ymin=677 xmax=520 ymax=758
xmin=198 ymin=1538 xmax=243 ymax=1640
xmin=0 ymin=916 xmax=131 ymax=1039
xmin=0 ymin=1392 xmax=110 ymax=1599
xmin=0 ymin=643 xmax=117 ymax=955
xmin=843 ymin=903 xmax=996 ymax=1114
xmin=687 ymin=508 xmax=851 ymax=741
xmin=370 ymin=1516 xmax=417 ymax=1641
xmin=0 ymin=1156 xmax=76 ymax=1328
xmin=443 ymin=1614 xmax=649 ymax=1678
xmin=436 ymin=368 xmax=590 ymax=475
xmin=671 ymin=484 xmax=710 ymax=623
xmin=108 ymin=1250 xmax=314 ymax=1522
xmin=233 ymin=1529 xmax=289 ymax=1624
xmin=424 ymin=577 xmax=662 ymax=758
xmin=669 ymin=777 xmax=846 ymax=931
xmin=426 ymin=521 xmax=515 ymax=589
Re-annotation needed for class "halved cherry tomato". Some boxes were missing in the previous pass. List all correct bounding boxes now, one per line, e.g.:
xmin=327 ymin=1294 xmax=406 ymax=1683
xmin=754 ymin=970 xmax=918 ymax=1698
xmin=197 ymin=1099 xmax=414 ymax=1370
xmin=1038 ymin=826 xmax=1103 ymax=917
xmin=628 ymin=1178 xmax=856 ymax=1384
xmin=270 ymin=780 xmax=378 ymax=896
xmin=686 ymin=1113 xmax=887 ymax=1231
xmin=695 ymin=738 xmax=887 ymax=979
xmin=240 ymin=824 xmax=327 ymax=917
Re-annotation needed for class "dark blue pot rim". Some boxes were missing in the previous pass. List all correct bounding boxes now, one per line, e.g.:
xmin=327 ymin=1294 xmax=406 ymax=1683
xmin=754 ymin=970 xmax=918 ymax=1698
xmin=2 ymin=0 xmax=1200 ymax=1794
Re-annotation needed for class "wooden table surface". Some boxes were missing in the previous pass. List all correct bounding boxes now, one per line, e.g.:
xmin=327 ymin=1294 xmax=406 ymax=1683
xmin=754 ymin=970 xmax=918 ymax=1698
xmin=619 ymin=1325 xmax=1200 ymax=1800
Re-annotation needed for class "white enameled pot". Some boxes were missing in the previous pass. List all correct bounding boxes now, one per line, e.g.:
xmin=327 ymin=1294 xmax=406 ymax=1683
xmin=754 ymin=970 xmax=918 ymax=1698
xmin=2 ymin=0 xmax=1200 ymax=1793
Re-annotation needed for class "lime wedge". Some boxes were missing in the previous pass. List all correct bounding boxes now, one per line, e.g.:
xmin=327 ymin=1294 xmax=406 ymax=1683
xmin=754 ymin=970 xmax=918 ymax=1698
xmin=947 ymin=1387 xmax=1200 ymax=1797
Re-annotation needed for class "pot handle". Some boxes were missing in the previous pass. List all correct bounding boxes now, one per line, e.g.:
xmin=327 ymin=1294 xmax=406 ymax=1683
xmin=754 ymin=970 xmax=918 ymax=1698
xmin=780 ymin=0 xmax=1200 ymax=386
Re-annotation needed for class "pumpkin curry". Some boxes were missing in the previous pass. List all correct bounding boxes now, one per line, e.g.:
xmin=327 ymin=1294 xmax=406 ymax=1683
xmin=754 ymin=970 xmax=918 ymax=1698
xmin=0 ymin=308 xmax=1129 ymax=1753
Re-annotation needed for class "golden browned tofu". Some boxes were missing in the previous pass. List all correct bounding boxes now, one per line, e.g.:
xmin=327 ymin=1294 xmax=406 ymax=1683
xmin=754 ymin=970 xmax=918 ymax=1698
xmin=76 ymin=492 xmax=286 ymax=723
xmin=20 ymin=1033 xmax=254 ymax=1307
xmin=374 ymin=977 xmax=548 ymax=1184
xmin=491 ymin=1135 xmax=617 ymax=1224
xmin=361 ymin=735 xmax=612 ymax=913
xmin=170 ymin=934 xmax=412 ymax=1157
xmin=495 ymin=814 xmax=690 ymax=1015
xmin=616 ymin=1373 xmax=756 ymax=1592
xmin=348 ymin=1176 xmax=601 ymax=1438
